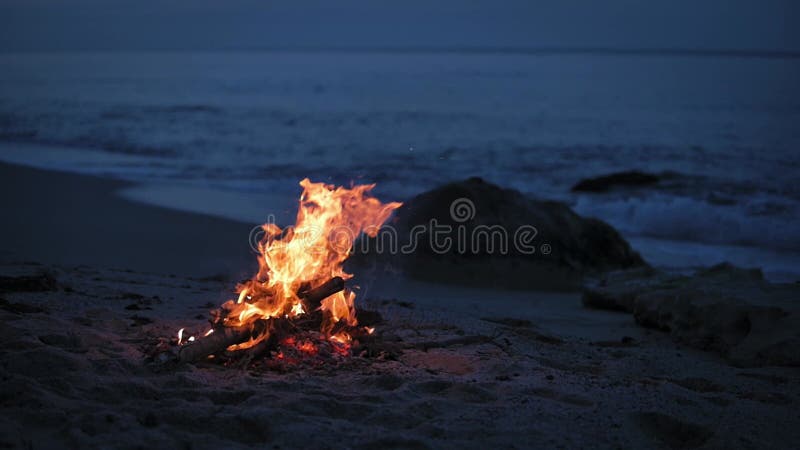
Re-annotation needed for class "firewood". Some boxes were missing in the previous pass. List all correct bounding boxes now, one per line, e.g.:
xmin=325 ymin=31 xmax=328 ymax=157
xmin=179 ymin=320 xmax=268 ymax=362
xmin=178 ymin=277 xmax=345 ymax=363
xmin=298 ymin=276 xmax=344 ymax=309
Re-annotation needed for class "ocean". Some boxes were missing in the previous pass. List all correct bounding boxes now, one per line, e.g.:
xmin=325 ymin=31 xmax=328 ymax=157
xmin=1 ymin=50 xmax=798 ymax=280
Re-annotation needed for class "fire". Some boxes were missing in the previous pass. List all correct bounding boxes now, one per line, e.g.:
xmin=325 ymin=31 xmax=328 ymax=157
xmin=217 ymin=178 xmax=401 ymax=349
xmin=281 ymin=337 xmax=319 ymax=355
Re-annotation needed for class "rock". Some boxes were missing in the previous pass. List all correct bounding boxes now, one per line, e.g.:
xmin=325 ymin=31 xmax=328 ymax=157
xmin=356 ymin=177 xmax=646 ymax=290
xmin=571 ymin=170 xmax=660 ymax=192
xmin=583 ymin=263 xmax=800 ymax=367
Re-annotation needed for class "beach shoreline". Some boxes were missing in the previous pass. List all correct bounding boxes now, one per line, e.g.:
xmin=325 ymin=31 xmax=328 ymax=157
xmin=0 ymin=161 xmax=257 ymax=278
xmin=1 ymin=162 xmax=799 ymax=448
xmin=3 ymin=140 xmax=799 ymax=283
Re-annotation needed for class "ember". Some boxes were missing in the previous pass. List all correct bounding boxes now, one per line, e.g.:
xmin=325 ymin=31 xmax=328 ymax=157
xmin=176 ymin=179 xmax=401 ymax=365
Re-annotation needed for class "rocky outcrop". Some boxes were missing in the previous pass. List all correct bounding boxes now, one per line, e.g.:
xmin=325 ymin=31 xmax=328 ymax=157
xmin=356 ymin=177 xmax=646 ymax=290
xmin=571 ymin=170 xmax=660 ymax=192
xmin=583 ymin=263 xmax=800 ymax=367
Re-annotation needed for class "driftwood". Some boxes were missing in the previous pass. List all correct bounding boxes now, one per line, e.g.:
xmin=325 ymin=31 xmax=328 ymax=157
xmin=178 ymin=277 xmax=345 ymax=363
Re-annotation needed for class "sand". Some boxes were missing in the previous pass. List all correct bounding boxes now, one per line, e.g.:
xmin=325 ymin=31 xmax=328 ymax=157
xmin=1 ymin=162 xmax=799 ymax=448
xmin=0 ymin=162 xmax=255 ymax=278
xmin=2 ymin=260 xmax=799 ymax=449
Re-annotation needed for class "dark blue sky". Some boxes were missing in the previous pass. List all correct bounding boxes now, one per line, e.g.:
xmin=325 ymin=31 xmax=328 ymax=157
xmin=1 ymin=0 xmax=798 ymax=51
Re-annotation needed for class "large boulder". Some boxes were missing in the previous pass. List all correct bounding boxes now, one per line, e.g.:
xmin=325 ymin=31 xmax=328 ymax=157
xmin=583 ymin=263 xmax=800 ymax=367
xmin=356 ymin=177 xmax=645 ymax=290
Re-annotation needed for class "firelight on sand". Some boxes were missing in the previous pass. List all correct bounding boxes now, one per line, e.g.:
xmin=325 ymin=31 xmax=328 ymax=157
xmin=179 ymin=178 xmax=401 ymax=353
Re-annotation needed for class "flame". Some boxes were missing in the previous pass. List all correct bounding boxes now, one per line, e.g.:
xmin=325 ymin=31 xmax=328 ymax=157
xmin=329 ymin=333 xmax=352 ymax=356
xmin=290 ymin=302 xmax=305 ymax=317
xmin=177 ymin=328 xmax=197 ymax=345
xmin=330 ymin=332 xmax=351 ymax=345
xmin=218 ymin=178 xmax=401 ymax=347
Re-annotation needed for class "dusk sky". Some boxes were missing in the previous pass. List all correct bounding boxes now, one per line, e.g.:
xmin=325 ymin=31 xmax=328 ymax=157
xmin=1 ymin=0 xmax=798 ymax=52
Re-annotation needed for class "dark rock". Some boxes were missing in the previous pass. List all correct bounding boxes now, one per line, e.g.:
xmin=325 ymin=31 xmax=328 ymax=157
xmin=571 ymin=170 xmax=660 ymax=192
xmin=357 ymin=177 xmax=646 ymax=290
xmin=583 ymin=263 xmax=800 ymax=367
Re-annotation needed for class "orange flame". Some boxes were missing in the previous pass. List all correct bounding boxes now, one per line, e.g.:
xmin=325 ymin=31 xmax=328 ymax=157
xmin=219 ymin=178 xmax=401 ymax=342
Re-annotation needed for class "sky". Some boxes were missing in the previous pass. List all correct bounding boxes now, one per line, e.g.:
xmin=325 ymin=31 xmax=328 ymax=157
xmin=0 ymin=0 xmax=798 ymax=52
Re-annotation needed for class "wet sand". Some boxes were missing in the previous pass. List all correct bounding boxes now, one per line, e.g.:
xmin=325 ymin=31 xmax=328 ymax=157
xmin=0 ymin=161 xmax=255 ymax=278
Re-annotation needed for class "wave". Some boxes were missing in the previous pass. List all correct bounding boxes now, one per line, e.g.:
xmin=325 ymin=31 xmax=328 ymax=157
xmin=573 ymin=194 xmax=800 ymax=252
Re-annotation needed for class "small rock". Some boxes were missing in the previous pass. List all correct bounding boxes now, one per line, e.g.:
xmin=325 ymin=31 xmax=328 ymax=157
xmin=571 ymin=170 xmax=660 ymax=192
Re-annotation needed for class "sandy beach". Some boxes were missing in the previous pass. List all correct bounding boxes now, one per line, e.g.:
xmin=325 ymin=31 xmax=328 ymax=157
xmin=2 ymin=2 xmax=799 ymax=447
xmin=1 ymin=162 xmax=799 ymax=449
xmin=0 ymin=161 xmax=256 ymax=278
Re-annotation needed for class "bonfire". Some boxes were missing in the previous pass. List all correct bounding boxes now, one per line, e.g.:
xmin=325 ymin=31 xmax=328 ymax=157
xmin=175 ymin=178 xmax=401 ymax=366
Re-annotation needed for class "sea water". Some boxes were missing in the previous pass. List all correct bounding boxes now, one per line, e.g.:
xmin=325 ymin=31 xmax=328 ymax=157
xmin=1 ymin=51 xmax=798 ymax=280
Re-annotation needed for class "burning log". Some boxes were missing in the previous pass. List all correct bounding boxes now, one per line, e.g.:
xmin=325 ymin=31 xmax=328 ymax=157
xmin=178 ymin=320 xmax=268 ymax=363
xmin=298 ymin=276 xmax=344 ymax=309
xmin=178 ymin=277 xmax=345 ymax=363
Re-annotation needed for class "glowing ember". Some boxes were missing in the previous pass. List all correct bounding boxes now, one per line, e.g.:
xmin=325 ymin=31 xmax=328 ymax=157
xmin=330 ymin=332 xmax=351 ymax=345
xmin=183 ymin=178 xmax=401 ymax=355
xmin=281 ymin=337 xmax=319 ymax=355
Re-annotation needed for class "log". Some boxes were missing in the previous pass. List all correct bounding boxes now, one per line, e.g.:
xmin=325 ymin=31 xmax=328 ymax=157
xmin=178 ymin=277 xmax=345 ymax=363
xmin=179 ymin=320 xmax=267 ymax=362
xmin=298 ymin=276 xmax=344 ymax=309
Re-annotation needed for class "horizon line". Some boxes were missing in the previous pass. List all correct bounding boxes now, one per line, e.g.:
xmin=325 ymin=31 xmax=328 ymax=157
xmin=2 ymin=45 xmax=799 ymax=59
